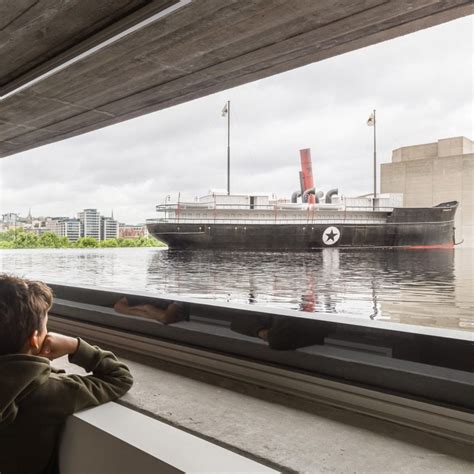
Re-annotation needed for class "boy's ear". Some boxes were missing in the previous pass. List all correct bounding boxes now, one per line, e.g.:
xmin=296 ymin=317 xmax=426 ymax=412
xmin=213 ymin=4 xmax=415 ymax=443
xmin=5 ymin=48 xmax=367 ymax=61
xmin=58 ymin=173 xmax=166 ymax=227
xmin=28 ymin=330 xmax=41 ymax=353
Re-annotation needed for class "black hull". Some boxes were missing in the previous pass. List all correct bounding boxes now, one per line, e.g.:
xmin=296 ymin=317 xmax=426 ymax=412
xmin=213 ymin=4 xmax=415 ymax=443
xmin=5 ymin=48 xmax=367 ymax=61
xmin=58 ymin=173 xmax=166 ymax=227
xmin=148 ymin=203 xmax=457 ymax=251
xmin=148 ymin=222 xmax=455 ymax=251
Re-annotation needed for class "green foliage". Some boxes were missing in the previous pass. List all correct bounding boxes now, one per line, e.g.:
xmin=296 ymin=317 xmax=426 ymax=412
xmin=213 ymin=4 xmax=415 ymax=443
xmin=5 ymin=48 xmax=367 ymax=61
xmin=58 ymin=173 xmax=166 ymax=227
xmin=0 ymin=228 xmax=24 ymax=241
xmin=135 ymin=236 xmax=165 ymax=247
xmin=12 ymin=232 xmax=40 ymax=248
xmin=99 ymin=239 xmax=118 ymax=248
xmin=38 ymin=232 xmax=66 ymax=248
xmin=75 ymin=237 xmax=99 ymax=248
xmin=116 ymin=238 xmax=136 ymax=247
xmin=0 ymin=230 xmax=165 ymax=249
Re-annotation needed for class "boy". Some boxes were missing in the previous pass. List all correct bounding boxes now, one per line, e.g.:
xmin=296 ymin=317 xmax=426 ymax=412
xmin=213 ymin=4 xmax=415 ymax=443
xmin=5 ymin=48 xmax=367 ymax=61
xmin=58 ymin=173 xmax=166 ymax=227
xmin=0 ymin=274 xmax=133 ymax=474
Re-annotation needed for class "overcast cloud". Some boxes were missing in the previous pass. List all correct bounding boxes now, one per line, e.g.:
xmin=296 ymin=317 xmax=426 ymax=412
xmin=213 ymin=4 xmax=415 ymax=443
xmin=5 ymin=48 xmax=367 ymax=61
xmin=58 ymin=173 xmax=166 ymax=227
xmin=1 ymin=16 xmax=472 ymax=224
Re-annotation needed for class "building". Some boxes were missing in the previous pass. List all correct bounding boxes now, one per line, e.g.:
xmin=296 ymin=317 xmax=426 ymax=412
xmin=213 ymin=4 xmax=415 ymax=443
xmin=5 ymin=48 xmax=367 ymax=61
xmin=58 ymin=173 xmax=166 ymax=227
xmin=57 ymin=219 xmax=81 ymax=241
xmin=1 ymin=213 xmax=20 ymax=228
xmin=0 ymin=212 xmax=37 ymax=232
xmin=119 ymin=223 xmax=149 ymax=239
xmin=100 ymin=216 xmax=119 ymax=240
xmin=78 ymin=209 xmax=101 ymax=240
xmin=44 ymin=217 xmax=69 ymax=234
xmin=77 ymin=209 xmax=119 ymax=241
xmin=381 ymin=136 xmax=473 ymax=247
xmin=1 ymin=209 xmax=118 ymax=242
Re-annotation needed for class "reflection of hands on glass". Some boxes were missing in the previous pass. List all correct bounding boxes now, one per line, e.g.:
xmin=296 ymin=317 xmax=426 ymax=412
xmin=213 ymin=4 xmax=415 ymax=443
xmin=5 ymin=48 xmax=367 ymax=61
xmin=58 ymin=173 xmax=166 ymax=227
xmin=113 ymin=297 xmax=189 ymax=325
xmin=231 ymin=314 xmax=329 ymax=351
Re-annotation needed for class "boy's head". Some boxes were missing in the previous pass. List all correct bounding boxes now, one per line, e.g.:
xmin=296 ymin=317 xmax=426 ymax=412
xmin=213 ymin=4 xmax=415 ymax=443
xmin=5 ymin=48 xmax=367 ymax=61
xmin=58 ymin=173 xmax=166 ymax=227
xmin=0 ymin=274 xmax=53 ymax=356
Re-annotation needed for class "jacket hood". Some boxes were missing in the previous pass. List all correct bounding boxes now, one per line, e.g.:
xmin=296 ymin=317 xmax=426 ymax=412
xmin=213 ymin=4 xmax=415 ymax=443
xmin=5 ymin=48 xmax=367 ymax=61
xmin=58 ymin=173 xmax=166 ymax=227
xmin=0 ymin=354 xmax=51 ymax=425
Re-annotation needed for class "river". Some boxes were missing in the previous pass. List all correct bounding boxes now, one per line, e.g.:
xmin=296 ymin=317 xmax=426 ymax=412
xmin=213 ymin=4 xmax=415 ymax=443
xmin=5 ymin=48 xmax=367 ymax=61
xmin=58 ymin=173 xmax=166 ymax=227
xmin=1 ymin=247 xmax=472 ymax=331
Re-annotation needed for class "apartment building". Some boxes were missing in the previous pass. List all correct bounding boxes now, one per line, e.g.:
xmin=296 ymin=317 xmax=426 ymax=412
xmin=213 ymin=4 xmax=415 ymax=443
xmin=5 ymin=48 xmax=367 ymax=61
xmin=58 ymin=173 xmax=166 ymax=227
xmin=100 ymin=216 xmax=119 ymax=240
xmin=119 ymin=223 xmax=148 ymax=239
xmin=78 ymin=209 xmax=101 ymax=240
xmin=57 ymin=219 xmax=81 ymax=241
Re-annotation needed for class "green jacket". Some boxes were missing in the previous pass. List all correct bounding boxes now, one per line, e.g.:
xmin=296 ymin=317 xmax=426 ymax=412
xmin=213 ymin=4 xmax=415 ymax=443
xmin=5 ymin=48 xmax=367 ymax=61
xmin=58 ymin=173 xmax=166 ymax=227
xmin=0 ymin=339 xmax=133 ymax=474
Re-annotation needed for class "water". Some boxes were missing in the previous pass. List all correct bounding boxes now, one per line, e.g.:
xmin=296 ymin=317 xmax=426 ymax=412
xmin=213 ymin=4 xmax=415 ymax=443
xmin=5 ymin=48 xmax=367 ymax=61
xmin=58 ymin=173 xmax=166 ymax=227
xmin=1 ymin=247 xmax=473 ymax=331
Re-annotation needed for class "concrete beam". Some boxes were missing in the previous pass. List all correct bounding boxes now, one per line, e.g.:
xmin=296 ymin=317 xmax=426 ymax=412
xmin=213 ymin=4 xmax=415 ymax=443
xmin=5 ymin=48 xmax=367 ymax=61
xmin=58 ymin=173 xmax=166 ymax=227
xmin=1 ymin=0 xmax=472 ymax=158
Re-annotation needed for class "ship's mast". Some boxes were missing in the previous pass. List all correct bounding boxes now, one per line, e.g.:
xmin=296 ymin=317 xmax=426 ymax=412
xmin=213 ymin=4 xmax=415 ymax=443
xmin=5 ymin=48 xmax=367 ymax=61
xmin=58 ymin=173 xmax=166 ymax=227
xmin=373 ymin=108 xmax=377 ymax=209
xmin=226 ymin=100 xmax=231 ymax=195
xmin=222 ymin=100 xmax=231 ymax=195
xmin=367 ymin=109 xmax=377 ymax=210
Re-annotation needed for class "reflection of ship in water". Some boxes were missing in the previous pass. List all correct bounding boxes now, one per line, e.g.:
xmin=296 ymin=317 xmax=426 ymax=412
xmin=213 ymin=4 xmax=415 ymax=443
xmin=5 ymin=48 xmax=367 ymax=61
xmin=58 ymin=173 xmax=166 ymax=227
xmin=145 ymin=247 xmax=471 ymax=330
xmin=147 ymin=149 xmax=458 ymax=250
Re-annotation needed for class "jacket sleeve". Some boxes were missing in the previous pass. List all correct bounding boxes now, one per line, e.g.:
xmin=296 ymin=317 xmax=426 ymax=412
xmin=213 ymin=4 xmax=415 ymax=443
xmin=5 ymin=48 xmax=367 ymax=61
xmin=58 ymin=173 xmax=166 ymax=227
xmin=63 ymin=338 xmax=133 ymax=412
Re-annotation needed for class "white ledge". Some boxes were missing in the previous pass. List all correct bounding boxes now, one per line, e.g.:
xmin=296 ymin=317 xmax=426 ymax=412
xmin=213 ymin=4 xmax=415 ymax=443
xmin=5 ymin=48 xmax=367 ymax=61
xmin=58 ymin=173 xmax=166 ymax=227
xmin=60 ymin=402 xmax=276 ymax=474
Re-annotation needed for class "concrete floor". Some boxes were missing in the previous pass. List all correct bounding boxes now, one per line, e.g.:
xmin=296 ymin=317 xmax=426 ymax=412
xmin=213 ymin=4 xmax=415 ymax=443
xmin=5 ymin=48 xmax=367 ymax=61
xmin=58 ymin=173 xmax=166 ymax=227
xmin=54 ymin=350 xmax=474 ymax=473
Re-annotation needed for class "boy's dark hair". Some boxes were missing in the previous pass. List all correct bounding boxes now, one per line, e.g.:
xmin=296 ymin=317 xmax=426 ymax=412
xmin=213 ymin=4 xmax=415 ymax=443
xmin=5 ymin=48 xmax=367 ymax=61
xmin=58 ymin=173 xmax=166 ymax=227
xmin=0 ymin=274 xmax=53 ymax=355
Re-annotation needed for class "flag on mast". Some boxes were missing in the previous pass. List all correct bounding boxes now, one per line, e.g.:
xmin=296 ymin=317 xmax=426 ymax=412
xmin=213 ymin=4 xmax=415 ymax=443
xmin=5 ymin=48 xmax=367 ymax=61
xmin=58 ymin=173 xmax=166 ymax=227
xmin=221 ymin=103 xmax=228 ymax=117
xmin=367 ymin=112 xmax=375 ymax=126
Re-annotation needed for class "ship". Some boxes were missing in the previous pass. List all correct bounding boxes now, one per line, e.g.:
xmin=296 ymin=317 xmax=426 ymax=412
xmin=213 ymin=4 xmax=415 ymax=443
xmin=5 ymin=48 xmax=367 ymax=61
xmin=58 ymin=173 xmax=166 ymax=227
xmin=147 ymin=149 xmax=458 ymax=250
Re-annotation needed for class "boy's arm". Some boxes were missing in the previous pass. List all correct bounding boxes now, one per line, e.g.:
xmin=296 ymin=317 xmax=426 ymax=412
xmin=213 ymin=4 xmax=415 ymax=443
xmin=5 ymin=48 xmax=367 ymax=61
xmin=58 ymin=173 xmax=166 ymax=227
xmin=66 ymin=338 xmax=134 ymax=411
xmin=41 ymin=333 xmax=133 ymax=411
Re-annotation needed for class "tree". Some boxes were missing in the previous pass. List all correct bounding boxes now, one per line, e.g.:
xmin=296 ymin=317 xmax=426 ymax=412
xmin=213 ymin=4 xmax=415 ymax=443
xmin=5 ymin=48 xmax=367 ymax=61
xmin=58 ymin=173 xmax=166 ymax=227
xmin=12 ymin=232 xmax=40 ymax=248
xmin=0 ymin=228 xmax=24 ymax=242
xmin=75 ymin=237 xmax=99 ymax=248
xmin=100 ymin=239 xmax=118 ymax=248
xmin=0 ymin=230 xmax=165 ymax=249
xmin=134 ymin=236 xmax=164 ymax=247
xmin=116 ymin=237 xmax=136 ymax=247
xmin=39 ymin=232 xmax=63 ymax=248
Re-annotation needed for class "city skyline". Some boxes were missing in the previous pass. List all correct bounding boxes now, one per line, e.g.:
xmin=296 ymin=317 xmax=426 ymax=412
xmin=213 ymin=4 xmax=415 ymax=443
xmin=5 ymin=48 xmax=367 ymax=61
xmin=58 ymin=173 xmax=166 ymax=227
xmin=0 ymin=207 xmax=149 ymax=242
xmin=0 ymin=16 xmax=472 ymax=224
xmin=1 ymin=208 xmax=133 ymax=225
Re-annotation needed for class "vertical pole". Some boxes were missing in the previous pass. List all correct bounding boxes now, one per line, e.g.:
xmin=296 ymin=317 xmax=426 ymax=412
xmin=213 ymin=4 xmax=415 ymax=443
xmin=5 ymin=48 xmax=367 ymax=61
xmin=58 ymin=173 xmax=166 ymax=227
xmin=177 ymin=192 xmax=180 ymax=224
xmin=227 ymin=100 xmax=231 ymax=195
xmin=373 ymin=108 xmax=377 ymax=210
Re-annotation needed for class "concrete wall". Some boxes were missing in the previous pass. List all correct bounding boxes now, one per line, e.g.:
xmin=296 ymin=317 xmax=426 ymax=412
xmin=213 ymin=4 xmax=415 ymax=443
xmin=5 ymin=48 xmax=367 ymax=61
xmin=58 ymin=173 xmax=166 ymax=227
xmin=391 ymin=142 xmax=438 ymax=163
xmin=381 ymin=137 xmax=474 ymax=247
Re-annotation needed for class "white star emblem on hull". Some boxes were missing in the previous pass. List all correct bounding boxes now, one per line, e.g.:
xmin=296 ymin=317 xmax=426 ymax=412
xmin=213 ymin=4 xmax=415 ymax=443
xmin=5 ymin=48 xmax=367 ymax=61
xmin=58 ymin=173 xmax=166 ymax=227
xmin=322 ymin=226 xmax=341 ymax=245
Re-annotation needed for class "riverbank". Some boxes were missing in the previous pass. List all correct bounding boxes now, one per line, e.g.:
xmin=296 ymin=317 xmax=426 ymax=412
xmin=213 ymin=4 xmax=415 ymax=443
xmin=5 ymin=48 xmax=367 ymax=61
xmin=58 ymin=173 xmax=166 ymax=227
xmin=0 ymin=230 xmax=164 ymax=249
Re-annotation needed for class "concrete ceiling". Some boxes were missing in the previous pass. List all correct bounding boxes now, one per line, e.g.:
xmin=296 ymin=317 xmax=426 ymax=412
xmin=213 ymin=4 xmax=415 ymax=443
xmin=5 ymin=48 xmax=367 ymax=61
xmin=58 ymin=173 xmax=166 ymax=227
xmin=1 ymin=0 xmax=472 ymax=158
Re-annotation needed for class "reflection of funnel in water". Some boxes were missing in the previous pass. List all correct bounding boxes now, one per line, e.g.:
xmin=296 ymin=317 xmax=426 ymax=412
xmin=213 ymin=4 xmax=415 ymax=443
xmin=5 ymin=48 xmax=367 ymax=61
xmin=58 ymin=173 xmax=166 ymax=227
xmin=300 ymin=285 xmax=316 ymax=312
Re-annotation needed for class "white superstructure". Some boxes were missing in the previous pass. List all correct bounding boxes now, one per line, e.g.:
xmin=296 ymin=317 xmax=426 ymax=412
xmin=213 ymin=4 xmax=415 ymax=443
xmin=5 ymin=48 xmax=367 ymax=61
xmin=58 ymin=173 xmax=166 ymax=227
xmin=150 ymin=192 xmax=403 ymax=226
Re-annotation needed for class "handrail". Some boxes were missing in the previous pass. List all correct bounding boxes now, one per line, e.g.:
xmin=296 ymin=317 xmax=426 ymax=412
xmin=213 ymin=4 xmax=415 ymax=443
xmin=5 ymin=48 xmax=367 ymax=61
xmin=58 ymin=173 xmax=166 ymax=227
xmin=155 ymin=203 xmax=394 ymax=212
xmin=146 ymin=217 xmax=388 ymax=224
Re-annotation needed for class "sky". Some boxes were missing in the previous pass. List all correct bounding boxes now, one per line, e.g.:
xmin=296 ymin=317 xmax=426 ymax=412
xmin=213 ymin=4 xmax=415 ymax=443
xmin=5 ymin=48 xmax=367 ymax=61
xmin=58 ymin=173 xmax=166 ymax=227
xmin=0 ymin=15 xmax=472 ymax=225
